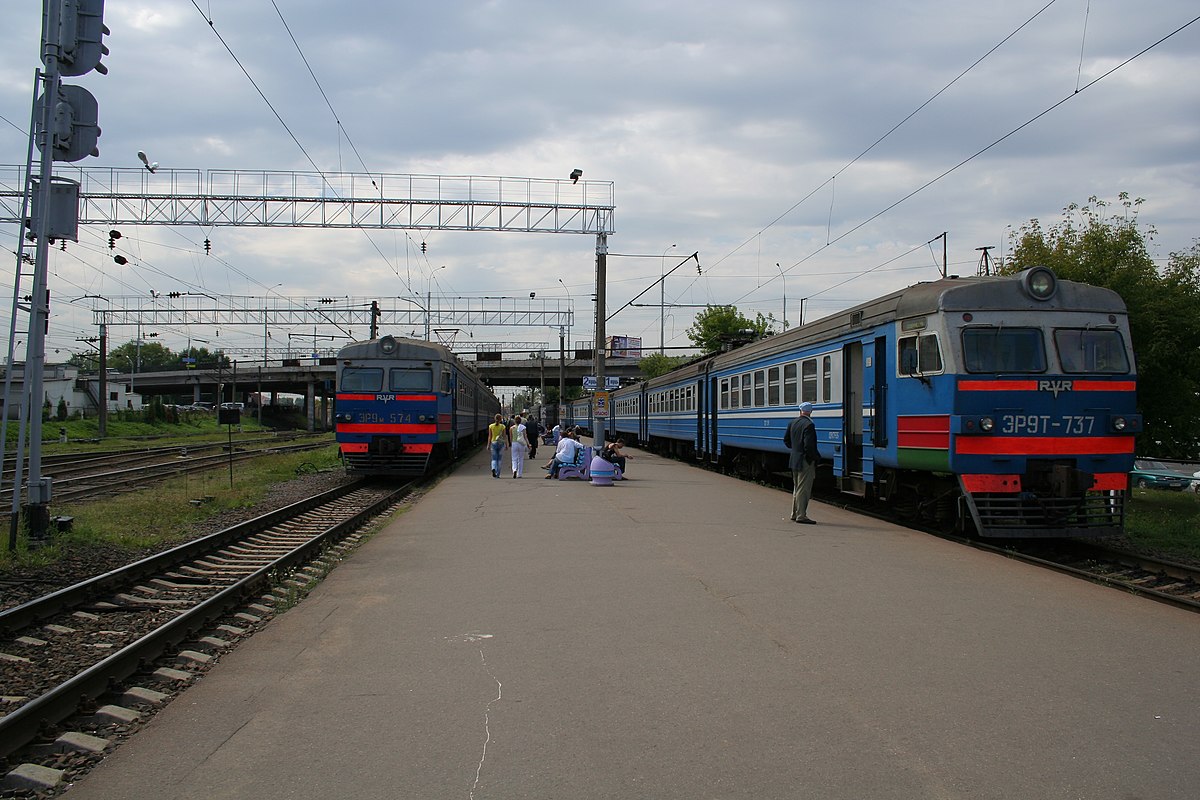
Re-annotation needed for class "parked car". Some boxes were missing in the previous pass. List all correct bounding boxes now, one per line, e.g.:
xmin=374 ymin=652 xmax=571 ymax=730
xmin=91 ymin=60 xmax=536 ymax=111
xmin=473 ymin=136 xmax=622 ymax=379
xmin=1130 ymin=459 xmax=1192 ymax=491
xmin=219 ymin=402 xmax=245 ymax=410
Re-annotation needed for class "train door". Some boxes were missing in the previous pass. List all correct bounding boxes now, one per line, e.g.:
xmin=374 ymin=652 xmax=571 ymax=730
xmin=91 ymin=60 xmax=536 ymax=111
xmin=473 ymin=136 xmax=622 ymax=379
xmin=694 ymin=378 xmax=705 ymax=458
xmin=639 ymin=383 xmax=649 ymax=444
xmin=842 ymin=341 xmax=865 ymax=494
xmin=706 ymin=375 xmax=719 ymax=462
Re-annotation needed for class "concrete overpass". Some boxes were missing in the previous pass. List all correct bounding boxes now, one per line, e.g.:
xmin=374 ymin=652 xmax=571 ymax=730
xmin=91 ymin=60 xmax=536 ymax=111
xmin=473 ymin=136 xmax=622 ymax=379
xmin=109 ymin=357 xmax=646 ymax=406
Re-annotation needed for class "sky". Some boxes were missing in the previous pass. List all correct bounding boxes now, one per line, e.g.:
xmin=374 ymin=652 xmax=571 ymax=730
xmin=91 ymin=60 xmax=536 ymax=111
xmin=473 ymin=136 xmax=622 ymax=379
xmin=0 ymin=1 xmax=1197 ymax=377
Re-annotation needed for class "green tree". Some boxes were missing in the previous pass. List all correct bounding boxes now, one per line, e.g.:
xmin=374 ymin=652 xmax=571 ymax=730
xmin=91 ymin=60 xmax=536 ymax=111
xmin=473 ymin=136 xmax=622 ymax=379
xmin=1003 ymin=194 xmax=1200 ymax=457
xmin=685 ymin=306 xmax=774 ymax=354
xmin=639 ymin=353 xmax=690 ymax=379
xmin=108 ymin=340 xmax=178 ymax=372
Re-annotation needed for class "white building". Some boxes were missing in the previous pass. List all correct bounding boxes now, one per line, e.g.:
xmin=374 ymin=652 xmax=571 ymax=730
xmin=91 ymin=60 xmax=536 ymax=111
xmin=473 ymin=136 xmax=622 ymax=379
xmin=0 ymin=362 xmax=142 ymax=419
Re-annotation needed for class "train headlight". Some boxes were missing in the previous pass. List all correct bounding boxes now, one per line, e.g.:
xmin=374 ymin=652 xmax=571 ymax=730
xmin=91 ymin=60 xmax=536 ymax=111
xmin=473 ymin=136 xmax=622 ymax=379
xmin=980 ymin=416 xmax=995 ymax=432
xmin=1112 ymin=416 xmax=1127 ymax=432
xmin=379 ymin=335 xmax=398 ymax=354
xmin=1020 ymin=266 xmax=1058 ymax=301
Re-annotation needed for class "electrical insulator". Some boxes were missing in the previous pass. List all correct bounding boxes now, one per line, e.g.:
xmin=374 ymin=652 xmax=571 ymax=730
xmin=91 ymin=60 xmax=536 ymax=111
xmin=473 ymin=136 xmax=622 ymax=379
xmin=421 ymin=241 xmax=427 ymax=253
xmin=203 ymin=238 xmax=211 ymax=254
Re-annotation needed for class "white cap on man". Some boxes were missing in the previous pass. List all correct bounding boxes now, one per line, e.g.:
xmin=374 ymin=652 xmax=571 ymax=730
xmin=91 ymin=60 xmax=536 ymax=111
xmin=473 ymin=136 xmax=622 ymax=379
xmin=800 ymin=402 xmax=813 ymax=413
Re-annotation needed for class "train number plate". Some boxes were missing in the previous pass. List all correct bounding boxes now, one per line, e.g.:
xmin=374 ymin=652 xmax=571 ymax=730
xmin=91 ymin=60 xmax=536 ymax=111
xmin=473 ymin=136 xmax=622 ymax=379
xmin=1000 ymin=414 xmax=1095 ymax=435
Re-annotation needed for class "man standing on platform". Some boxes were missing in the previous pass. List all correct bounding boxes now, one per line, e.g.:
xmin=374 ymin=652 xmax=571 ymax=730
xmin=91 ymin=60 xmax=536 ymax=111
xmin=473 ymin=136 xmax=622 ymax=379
xmin=784 ymin=402 xmax=818 ymax=524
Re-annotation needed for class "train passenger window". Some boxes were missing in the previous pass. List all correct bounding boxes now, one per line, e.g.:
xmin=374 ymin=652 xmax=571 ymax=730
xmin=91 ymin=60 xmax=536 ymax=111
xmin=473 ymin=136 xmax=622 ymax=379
xmin=1054 ymin=329 xmax=1130 ymax=373
xmin=784 ymin=363 xmax=798 ymax=405
xmin=768 ymin=366 xmax=781 ymax=406
xmin=390 ymin=368 xmax=433 ymax=391
xmin=754 ymin=370 xmax=766 ymax=407
xmin=801 ymin=359 xmax=817 ymax=402
xmin=340 ymin=367 xmax=383 ymax=392
xmin=730 ymin=376 xmax=740 ymax=408
xmin=741 ymin=374 xmax=752 ymax=408
xmin=822 ymin=356 xmax=832 ymax=401
xmin=721 ymin=378 xmax=730 ymax=409
xmin=961 ymin=328 xmax=1046 ymax=373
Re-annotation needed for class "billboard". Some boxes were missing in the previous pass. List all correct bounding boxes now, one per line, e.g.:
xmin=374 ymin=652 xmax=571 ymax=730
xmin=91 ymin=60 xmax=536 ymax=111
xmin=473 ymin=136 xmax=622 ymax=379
xmin=606 ymin=336 xmax=642 ymax=358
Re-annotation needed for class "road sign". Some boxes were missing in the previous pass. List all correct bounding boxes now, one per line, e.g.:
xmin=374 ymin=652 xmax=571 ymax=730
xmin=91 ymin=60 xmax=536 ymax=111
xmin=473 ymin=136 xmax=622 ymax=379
xmin=593 ymin=391 xmax=610 ymax=418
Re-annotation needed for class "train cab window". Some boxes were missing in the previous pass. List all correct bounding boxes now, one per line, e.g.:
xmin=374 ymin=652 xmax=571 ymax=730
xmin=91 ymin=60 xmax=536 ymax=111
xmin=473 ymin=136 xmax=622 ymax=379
xmin=768 ymin=366 xmax=781 ymax=406
xmin=441 ymin=367 xmax=452 ymax=393
xmin=721 ymin=378 xmax=730 ymax=409
xmin=340 ymin=367 xmax=383 ymax=392
xmin=784 ymin=363 xmax=798 ymax=405
xmin=961 ymin=327 xmax=1046 ymax=373
xmin=390 ymin=368 xmax=433 ymax=391
xmin=899 ymin=334 xmax=944 ymax=376
xmin=801 ymin=359 xmax=817 ymax=403
xmin=1054 ymin=329 xmax=1130 ymax=373
xmin=754 ymin=370 xmax=766 ymax=407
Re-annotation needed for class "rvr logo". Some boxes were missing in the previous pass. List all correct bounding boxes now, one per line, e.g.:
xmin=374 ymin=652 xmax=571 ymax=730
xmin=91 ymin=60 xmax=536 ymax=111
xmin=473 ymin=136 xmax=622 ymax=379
xmin=1039 ymin=380 xmax=1073 ymax=397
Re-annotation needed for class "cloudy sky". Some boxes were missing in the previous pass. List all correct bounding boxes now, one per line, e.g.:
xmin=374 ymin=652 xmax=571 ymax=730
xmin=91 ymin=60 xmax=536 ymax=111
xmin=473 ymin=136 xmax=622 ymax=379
xmin=1 ymin=1 xmax=1197 ymax=371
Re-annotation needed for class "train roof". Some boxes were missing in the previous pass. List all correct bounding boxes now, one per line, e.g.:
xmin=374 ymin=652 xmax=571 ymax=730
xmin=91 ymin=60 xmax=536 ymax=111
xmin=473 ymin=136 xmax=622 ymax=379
xmin=338 ymin=336 xmax=458 ymax=364
xmin=705 ymin=269 xmax=1127 ymax=372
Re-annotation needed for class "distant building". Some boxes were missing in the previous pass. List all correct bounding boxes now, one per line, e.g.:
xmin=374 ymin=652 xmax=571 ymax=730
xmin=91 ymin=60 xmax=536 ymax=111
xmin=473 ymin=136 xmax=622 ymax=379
xmin=0 ymin=362 xmax=142 ymax=419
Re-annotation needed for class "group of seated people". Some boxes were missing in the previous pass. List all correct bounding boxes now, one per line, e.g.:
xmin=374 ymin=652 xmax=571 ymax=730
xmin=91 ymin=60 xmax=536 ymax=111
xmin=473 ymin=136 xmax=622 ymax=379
xmin=542 ymin=429 xmax=633 ymax=479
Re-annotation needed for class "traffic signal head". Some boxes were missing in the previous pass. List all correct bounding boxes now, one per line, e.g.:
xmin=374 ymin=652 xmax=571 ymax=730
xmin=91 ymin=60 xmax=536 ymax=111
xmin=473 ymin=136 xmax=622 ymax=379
xmin=49 ymin=0 xmax=111 ymax=77
xmin=36 ymin=83 xmax=100 ymax=162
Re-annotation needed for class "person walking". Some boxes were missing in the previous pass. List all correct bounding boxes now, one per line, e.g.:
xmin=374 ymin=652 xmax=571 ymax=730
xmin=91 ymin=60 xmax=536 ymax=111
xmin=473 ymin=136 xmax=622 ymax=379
xmin=783 ymin=402 xmax=819 ymax=524
xmin=487 ymin=413 xmax=508 ymax=478
xmin=527 ymin=419 xmax=540 ymax=460
xmin=509 ymin=415 xmax=529 ymax=478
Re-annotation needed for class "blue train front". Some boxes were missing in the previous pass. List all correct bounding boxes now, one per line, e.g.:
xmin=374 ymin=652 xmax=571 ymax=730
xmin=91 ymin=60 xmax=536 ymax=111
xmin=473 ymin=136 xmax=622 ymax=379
xmin=334 ymin=336 xmax=499 ymax=476
xmin=611 ymin=267 xmax=1141 ymax=538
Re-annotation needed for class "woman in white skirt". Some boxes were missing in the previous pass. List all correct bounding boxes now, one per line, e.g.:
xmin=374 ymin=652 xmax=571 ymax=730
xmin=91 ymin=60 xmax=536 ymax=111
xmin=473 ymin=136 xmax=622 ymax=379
xmin=509 ymin=415 xmax=529 ymax=478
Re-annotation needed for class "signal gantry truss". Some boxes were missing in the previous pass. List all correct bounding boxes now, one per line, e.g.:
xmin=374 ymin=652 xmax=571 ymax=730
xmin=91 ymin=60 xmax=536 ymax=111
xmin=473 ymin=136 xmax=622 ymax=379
xmin=0 ymin=166 xmax=616 ymax=234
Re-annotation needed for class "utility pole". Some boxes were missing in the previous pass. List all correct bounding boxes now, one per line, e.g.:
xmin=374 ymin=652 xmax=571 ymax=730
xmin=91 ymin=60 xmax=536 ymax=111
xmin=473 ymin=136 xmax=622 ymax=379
xmin=594 ymin=233 xmax=608 ymax=445
xmin=25 ymin=0 xmax=110 ymax=542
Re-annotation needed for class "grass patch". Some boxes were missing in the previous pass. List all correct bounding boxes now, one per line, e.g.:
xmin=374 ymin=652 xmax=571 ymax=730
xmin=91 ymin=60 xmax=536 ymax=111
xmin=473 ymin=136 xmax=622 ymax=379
xmin=1124 ymin=489 xmax=1200 ymax=561
xmin=0 ymin=443 xmax=344 ymax=570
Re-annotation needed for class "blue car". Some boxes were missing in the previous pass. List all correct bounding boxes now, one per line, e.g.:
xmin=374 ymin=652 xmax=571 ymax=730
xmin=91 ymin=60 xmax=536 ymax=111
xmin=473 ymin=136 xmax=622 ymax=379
xmin=1130 ymin=459 xmax=1192 ymax=491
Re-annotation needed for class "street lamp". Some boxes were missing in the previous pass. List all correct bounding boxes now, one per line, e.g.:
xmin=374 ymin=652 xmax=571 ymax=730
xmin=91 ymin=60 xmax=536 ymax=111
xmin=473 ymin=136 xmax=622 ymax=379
xmin=660 ymin=244 xmax=676 ymax=355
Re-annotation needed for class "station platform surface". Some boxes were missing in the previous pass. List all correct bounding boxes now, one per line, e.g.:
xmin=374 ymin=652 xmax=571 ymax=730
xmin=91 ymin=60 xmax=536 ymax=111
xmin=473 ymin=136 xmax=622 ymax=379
xmin=68 ymin=443 xmax=1200 ymax=799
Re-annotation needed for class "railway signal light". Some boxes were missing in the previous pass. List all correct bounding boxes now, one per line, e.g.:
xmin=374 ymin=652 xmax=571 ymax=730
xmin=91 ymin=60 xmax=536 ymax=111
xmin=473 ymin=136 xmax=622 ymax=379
xmin=48 ymin=0 xmax=111 ymax=77
xmin=35 ymin=83 xmax=100 ymax=162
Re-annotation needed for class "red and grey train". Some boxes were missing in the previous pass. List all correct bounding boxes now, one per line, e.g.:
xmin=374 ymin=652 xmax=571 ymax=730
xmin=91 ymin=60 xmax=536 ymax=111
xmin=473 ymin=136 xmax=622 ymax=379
xmin=334 ymin=336 xmax=500 ymax=475
xmin=592 ymin=267 xmax=1141 ymax=537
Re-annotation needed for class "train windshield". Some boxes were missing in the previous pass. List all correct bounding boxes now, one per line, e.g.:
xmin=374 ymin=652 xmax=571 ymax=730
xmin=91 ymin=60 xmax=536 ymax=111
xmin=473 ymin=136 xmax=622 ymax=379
xmin=340 ymin=367 xmax=383 ymax=392
xmin=961 ymin=327 xmax=1047 ymax=373
xmin=1053 ymin=329 xmax=1130 ymax=374
xmin=390 ymin=368 xmax=433 ymax=392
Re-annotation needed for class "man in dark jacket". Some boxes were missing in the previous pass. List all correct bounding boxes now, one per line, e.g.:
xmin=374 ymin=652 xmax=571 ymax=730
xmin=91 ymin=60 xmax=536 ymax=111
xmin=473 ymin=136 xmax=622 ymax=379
xmin=783 ymin=402 xmax=819 ymax=524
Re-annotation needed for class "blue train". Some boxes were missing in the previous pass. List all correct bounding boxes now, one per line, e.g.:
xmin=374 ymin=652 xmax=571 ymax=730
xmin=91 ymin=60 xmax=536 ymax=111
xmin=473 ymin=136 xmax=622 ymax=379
xmin=334 ymin=335 xmax=501 ymax=475
xmin=605 ymin=267 xmax=1141 ymax=537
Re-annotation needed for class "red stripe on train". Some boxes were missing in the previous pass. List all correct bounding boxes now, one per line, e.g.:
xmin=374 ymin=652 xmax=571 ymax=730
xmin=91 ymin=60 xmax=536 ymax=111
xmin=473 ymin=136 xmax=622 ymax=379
xmin=962 ymin=472 xmax=1129 ymax=493
xmin=335 ymin=394 xmax=438 ymax=402
xmin=956 ymin=436 xmax=1135 ymax=455
xmin=337 ymin=424 xmax=437 ymax=434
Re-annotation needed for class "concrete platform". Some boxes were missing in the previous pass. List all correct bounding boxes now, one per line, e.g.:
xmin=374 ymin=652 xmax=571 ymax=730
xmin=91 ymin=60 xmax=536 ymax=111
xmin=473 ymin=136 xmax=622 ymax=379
xmin=67 ymin=444 xmax=1200 ymax=799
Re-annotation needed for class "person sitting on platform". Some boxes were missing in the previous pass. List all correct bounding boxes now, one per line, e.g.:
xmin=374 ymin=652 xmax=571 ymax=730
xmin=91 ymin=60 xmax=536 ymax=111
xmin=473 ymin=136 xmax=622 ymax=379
xmin=601 ymin=438 xmax=633 ymax=476
xmin=545 ymin=431 xmax=583 ymax=479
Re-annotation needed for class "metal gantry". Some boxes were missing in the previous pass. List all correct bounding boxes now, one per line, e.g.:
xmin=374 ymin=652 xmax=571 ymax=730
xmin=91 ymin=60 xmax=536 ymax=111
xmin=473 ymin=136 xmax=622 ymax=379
xmin=0 ymin=166 xmax=616 ymax=234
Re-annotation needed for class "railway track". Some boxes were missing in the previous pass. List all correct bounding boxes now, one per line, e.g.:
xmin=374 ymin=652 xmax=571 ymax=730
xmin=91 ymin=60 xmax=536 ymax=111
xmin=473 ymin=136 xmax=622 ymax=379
xmin=0 ymin=479 xmax=410 ymax=763
xmin=0 ymin=437 xmax=333 ymax=508
xmin=987 ymin=539 xmax=1200 ymax=613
